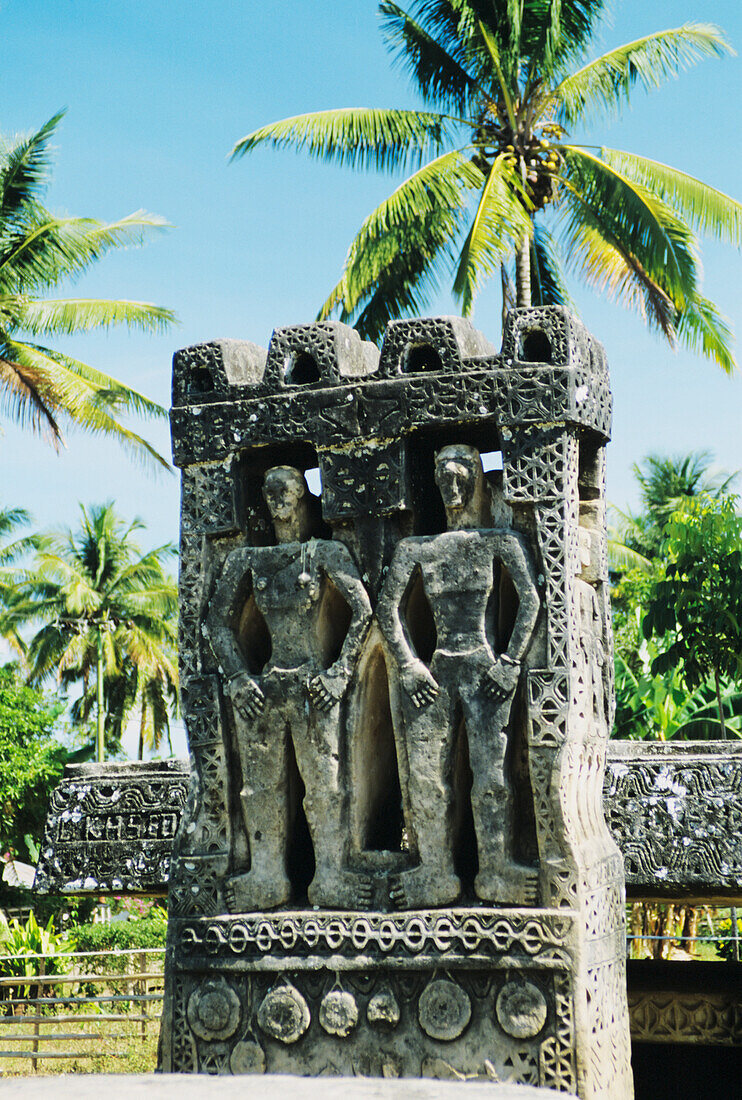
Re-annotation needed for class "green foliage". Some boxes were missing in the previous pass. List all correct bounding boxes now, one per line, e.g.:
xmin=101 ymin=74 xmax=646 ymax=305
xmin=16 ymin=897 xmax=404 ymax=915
xmin=0 ymin=112 xmax=175 ymax=465
xmin=235 ymin=2 xmax=740 ymax=365
xmin=643 ymin=496 xmax=742 ymax=716
xmin=0 ymin=664 xmax=67 ymax=860
xmin=707 ymin=912 xmax=742 ymax=963
xmin=71 ymin=909 xmax=167 ymax=955
xmin=0 ymin=911 xmax=71 ymax=1006
xmin=611 ymin=456 xmax=742 ymax=740
xmin=614 ymin=646 xmax=742 ymax=741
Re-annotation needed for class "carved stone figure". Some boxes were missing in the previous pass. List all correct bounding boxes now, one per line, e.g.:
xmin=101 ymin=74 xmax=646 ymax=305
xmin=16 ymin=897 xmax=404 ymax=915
xmin=377 ymin=444 xmax=540 ymax=908
xmin=206 ymin=466 xmax=372 ymax=909
xmin=155 ymin=308 xmax=634 ymax=1097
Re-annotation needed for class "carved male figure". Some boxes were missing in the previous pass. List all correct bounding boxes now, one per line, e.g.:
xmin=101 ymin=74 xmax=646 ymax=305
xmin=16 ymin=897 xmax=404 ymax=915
xmin=206 ymin=466 xmax=372 ymax=910
xmin=377 ymin=445 xmax=540 ymax=908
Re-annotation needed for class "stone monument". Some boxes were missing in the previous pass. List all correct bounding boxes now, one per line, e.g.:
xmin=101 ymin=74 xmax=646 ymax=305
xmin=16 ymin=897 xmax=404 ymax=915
xmin=158 ymin=307 xmax=633 ymax=1096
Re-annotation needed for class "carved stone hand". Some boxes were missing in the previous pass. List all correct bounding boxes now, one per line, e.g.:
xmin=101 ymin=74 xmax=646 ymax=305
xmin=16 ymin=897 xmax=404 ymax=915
xmin=481 ymin=656 xmax=520 ymax=701
xmin=227 ymin=672 xmax=265 ymax=719
xmin=400 ymin=660 xmax=439 ymax=709
xmin=307 ymin=667 xmax=349 ymax=712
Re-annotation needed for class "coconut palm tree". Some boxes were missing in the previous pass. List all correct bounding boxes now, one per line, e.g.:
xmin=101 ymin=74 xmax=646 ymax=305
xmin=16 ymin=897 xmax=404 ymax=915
xmin=12 ymin=503 xmax=178 ymax=761
xmin=1 ymin=112 xmax=176 ymax=466
xmin=233 ymin=1 xmax=740 ymax=369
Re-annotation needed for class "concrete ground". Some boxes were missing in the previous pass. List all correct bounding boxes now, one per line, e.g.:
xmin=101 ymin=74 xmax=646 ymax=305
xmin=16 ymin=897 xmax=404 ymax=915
xmin=1 ymin=1075 xmax=562 ymax=1098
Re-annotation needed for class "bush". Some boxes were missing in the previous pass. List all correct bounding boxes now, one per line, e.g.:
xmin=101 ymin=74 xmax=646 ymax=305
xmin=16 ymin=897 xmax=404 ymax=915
xmin=0 ymin=911 xmax=71 ymax=1010
xmin=71 ymin=908 xmax=167 ymax=954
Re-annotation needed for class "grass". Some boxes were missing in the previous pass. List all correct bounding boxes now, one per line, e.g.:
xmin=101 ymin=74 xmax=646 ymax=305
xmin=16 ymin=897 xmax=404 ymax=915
xmin=0 ymin=1009 xmax=160 ymax=1075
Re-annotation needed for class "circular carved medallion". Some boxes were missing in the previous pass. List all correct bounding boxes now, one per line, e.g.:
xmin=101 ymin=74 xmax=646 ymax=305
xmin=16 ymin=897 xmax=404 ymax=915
xmin=186 ymin=979 xmax=240 ymax=1041
xmin=367 ymin=986 xmax=400 ymax=1029
xmin=496 ymin=981 xmax=547 ymax=1039
xmin=257 ymin=984 xmax=310 ymax=1044
xmin=418 ymin=979 xmax=471 ymax=1041
xmin=319 ymin=989 xmax=359 ymax=1037
xmin=230 ymin=1039 xmax=266 ymax=1075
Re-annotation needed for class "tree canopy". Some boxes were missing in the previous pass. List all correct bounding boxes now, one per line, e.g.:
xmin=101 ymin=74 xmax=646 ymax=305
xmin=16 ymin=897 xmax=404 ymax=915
xmin=0 ymin=664 xmax=66 ymax=863
xmin=234 ymin=1 xmax=740 ymax=369
xmin=11 ymin=503 xmax=179 ymax=760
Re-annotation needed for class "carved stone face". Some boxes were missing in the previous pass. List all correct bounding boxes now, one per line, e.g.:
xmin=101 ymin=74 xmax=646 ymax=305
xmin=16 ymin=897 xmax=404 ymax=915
xmin=434 ymin=447 xmax=479 ymax=511
xmin=263 ymin=467 xmax=306 ymax=523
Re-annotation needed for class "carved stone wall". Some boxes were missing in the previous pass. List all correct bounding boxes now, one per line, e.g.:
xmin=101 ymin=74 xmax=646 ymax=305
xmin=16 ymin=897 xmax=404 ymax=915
xmin=33 ymin=760 xmax=187 ymax=895
xmin=157 ymin=307 xmax=633 ymax=1094
xmin=605 ymin=741 xmax=742 ymax=900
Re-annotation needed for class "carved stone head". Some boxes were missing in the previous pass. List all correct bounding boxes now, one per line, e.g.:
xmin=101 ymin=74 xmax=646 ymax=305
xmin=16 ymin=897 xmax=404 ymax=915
xmin=434 ymin=444 xmax=489 ymax=529
xmin=262 ymin=466 xmax=310 ymax=542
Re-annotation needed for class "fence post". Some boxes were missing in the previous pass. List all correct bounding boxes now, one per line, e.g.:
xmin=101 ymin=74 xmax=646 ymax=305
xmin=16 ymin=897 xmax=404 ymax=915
xmin=32 ymin=957 xmax=45 ymax=1073
xmin=140 ymin=952 xmax=148 ymax=1041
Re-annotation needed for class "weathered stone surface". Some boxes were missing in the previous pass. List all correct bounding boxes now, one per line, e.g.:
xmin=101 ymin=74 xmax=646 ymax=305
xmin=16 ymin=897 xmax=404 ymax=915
xmin=627 ymin=961 xmax=742 ymax=1046
xmin=2 ymin=1074 xmax=559 ymax=1099
xmin=26 ymin=309 xmax=630 ymax=1094
xmin=37 ymin=740 xmax=742 ymax=902
xmin=605 ymin=740 xmax=742 ymax=900
xmin=34 ymin=760 xmax=188 ymax=895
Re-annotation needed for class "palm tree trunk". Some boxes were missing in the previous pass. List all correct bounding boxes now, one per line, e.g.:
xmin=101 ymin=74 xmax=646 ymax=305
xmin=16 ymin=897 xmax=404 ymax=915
xmin=515 ymin=236 xmax=531 ymax=308
xmin=96 ymin=626 xmax=105 ymax=763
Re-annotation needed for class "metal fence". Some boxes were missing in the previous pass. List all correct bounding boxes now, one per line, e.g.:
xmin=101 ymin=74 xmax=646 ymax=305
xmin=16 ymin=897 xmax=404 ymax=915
xmin=0 ymin=946 xmax=164 ymax=1073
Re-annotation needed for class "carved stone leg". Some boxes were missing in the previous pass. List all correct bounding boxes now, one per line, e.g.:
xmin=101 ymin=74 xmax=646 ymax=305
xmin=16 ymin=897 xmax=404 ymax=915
xmin=291 ymin=696 xmax=373 ymax=910
xmin=463 ymin=675 xmax=538 ymax=906
xmin=226 ymin=676 xmax=291 ymax=912
xmin=391 ymin=685 xmax=460 ymax=909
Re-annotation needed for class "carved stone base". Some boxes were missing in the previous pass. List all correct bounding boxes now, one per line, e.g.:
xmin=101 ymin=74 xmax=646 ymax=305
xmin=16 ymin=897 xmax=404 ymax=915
xmin=160 ymin=908 xmax=578 ymax=1089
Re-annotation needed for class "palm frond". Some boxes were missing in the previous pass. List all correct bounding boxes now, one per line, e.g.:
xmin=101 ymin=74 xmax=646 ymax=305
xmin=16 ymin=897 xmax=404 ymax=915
xmin=601 ymin=149 xmax=742 ymax=247
xmin=559 ymin=212 xmax=676 ymax=337
xmin=530 ymin=223 xmax=571 ymax=308
xmin=380 ymin=1 xmax=483 ymax=112
xmin=453 ymin=156 xmax=533 ymax=315
xmin=675 ymin=293 xmax=736 ymax=374
xmin=0 ymin=210 xmax=170 ymax=292
xmin=231 ymin=107 xmax=456 ymax=173
xmin=560 ymin=147 xmax=700 ymax=309
xmin=318 ymin=150 xmax=478 ymax=339
xmin=8 ymin=297 xmax=177 ymax=337
xmin=607 ymin=538 xmax=653 ymax=573
xmin=0 ymin=112 xmax=64 ymax=221
xmin=2 ymin=338 xmax=170 ymax=469
xmin=0 ymin=350 xmax=63 ymax=441
xmin=321 ymin=203 xmax=461 ymax=343
xmin=554 ymin=24 xmax=734 ymax=124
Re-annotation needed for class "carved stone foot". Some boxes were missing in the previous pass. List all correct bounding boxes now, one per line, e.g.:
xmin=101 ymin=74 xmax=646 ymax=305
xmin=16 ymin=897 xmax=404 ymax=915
xmin=474 ymin=863 xmax=538 ymax=906
xmin=225 ymin=871 xmax=291 ymax=912
xmin=389 ymin=867 xmax=461 ymax=910
xmin=308 ymin=870 xmax=374 ymax=910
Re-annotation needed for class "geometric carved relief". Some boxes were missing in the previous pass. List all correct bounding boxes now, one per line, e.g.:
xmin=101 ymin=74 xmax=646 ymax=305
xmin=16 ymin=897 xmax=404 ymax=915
xmin=161 ymin=308 xmax=632 ymax=1094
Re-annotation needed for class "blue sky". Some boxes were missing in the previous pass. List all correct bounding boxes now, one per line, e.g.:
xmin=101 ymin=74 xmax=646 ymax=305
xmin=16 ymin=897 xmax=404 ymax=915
xmin=1 ymin=1 xmax=740 ymax=754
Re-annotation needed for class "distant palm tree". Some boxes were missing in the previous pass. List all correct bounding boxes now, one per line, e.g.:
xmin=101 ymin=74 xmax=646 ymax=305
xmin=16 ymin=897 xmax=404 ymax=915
xmin=13 ymin=503 xmax=178 ymax=761
xmin=611 ymin=451 xmax=738 ymax=566
xmin=0 ymin=112 xmax=176 ymax=467
xmin=0 ymin=505 xmax=40 ymax=656
xmin=234 ymin=2 xmax=740 ymax=368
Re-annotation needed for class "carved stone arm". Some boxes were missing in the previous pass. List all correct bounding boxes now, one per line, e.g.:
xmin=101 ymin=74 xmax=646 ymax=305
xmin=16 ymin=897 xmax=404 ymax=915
xmin=318 ymin=542 xmax=373 ymax=680
xmin=490 ymin=531 xmax=540 ymax=663
xmin=377 ymin=543 xmax=439 ymax=708
xmin=376 ymin=542 xmax=420 ymax=672
xmin=205 ymin=548 xmax=256 ymax=682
